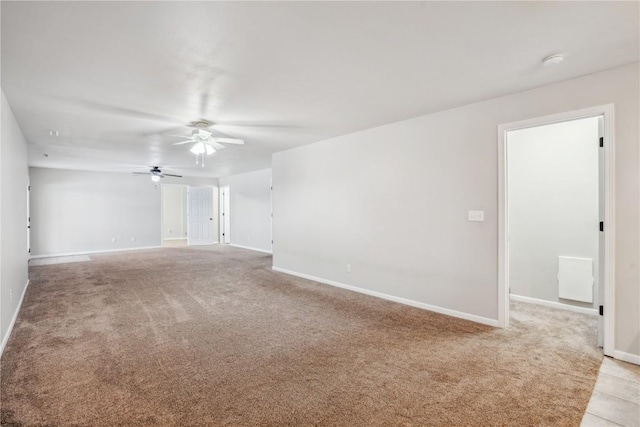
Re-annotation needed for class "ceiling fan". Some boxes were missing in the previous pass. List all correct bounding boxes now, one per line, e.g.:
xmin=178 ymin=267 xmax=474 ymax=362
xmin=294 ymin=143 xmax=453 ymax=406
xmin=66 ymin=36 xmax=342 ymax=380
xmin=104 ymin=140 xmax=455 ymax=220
xmin=169 ymin=121 xmax=244 ymax=165
xmin=132 ymin=166 xmax=182 ymax=182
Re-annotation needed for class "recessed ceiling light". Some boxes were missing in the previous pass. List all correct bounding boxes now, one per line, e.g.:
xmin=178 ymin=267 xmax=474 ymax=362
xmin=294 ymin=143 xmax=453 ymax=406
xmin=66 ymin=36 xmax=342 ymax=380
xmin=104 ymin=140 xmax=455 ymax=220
xmin=542 ymin=54 xmax=564 ymax=66
xmin=49 ymin=130 xmax=60 ymax=136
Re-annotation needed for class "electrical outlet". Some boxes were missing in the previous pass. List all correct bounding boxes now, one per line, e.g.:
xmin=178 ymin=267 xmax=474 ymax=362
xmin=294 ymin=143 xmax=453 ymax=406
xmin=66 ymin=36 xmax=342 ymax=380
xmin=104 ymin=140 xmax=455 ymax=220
xmin=9 ymin=289 xmax=13 ymax=302
xmin=346 ymin=264 xmax=352 ymax=273
xmin=131 ymin=237 xmax=136 ymax=242
xmin=168 ymin=229 xmax=172 ymax=234
xmin=112 ymin=237 xmax=117 ymax=243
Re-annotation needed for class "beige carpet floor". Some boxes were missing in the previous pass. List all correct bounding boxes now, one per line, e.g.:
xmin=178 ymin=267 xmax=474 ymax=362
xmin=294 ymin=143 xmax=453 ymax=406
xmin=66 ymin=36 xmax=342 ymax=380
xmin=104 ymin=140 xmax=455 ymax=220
xmin=1 ymin=246 xmax=602 ymax=426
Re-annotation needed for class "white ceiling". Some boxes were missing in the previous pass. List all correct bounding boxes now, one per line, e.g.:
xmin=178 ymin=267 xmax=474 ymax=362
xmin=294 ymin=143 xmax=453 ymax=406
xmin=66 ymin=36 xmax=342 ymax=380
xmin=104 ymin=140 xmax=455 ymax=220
xmin=2 ymin=1 xmax=638 ymax=178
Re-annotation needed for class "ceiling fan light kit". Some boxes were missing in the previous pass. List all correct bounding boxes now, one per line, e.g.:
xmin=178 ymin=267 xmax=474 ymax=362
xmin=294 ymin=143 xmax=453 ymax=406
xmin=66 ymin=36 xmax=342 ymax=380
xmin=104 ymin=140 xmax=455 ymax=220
xmin=169 ymin=122 xmax=245 ymax=167
xmin=190 ymin=142 xmax=206 ymax=155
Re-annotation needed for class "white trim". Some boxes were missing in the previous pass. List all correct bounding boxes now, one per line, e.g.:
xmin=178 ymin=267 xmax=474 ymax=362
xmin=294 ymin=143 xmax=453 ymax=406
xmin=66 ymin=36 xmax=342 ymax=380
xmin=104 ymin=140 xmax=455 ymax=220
xmin=510 ymin=294 xmax=598 ymax=316
xmin=29 ymin=246 xmax=163 ymax=259
xmin=163 ymin=237 xmax=187 ymax=241
xmin=612 ymin=351 xmax=640 ymax=366
xmin=230 ymin=244 xmax=273 ymax=254
xmin=498 ymin=104 xmax=615 ymax=358
xmin=0 ymin=280 xmax=30 ymax=356
xmin=272 ymin=266 xmax=499 ymax=327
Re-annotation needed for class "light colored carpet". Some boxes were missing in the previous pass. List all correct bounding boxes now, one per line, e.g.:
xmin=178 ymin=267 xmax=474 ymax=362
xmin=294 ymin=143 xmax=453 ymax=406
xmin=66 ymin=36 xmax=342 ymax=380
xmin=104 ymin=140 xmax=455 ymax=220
xmin=1 ymin=246 xmax=602 ymax=426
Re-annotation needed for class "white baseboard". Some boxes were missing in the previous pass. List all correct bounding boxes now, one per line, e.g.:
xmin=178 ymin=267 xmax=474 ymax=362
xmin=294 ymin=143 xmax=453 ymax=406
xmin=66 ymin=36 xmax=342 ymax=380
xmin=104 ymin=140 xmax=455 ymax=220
xmin=272 ymin=266 xmax=499 ymax=327
xmin=0 ymin=280 xmax=30 ymax=356
xmin=163 ymin=237 xmax=187 ymax=241
xmin=613 ymin=351 xmax=640 ymax=366
xmin=510 ymin=294 xmax=598 ymax=316
xmin=30 ymin=246 xmax=163 ymax=259
xmin=229 ymin=244 xmax=273 ymax=254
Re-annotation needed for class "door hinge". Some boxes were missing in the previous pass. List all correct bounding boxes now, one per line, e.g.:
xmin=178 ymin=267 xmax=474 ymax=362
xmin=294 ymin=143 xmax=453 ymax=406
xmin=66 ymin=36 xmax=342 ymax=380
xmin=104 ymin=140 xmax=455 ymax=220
xmin=599 ymin=305 xmax=604 ymax=316
xmin=599 ymin=221 xmax=604 ymax=232
xmin=599 ymin=137 xmax=604 ymax=148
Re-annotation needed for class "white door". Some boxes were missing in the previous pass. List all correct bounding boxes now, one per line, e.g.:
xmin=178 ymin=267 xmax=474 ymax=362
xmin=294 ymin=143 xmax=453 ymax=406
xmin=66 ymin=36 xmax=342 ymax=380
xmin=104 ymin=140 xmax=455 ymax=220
xmin=188 ymin=187 xmax=214 ymax=246
xmin=219 ymin=186 xmax=230 ymax=244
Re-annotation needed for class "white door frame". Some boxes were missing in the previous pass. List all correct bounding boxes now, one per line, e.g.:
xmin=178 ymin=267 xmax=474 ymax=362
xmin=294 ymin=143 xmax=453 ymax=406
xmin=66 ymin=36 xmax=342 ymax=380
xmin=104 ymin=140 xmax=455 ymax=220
xmin=497 ymin=104 xmax=615 ymax=357
xmin=219 ymin=186 xmax=230 ymax=244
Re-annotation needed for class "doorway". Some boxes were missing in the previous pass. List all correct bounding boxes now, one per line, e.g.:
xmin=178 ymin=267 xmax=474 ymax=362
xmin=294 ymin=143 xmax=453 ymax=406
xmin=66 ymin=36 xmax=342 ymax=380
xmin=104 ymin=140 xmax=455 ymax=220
xmin=161 ymin=184 xmax=188 ymax=247
xmin=498 ymin=104 xmax=615 ymax=357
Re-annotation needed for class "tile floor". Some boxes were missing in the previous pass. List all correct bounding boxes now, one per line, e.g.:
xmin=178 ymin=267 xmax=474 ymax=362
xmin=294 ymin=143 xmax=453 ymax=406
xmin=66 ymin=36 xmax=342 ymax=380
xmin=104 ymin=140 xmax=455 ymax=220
xmin=29 ymin=255 xmax=91 ymax=266
xmin=581 ymin=357 xmax=640 ymax=426
xmin=162 ymin=239 xmax=188 ymax=248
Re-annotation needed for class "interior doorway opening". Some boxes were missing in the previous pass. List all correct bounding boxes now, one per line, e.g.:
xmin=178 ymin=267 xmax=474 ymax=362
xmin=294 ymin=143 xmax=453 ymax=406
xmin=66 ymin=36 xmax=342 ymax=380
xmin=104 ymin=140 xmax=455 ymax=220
xmin=161 ymin=184 xmax=189 ymax=247
xmin=498 ymin=105 xmax=615 ymax=357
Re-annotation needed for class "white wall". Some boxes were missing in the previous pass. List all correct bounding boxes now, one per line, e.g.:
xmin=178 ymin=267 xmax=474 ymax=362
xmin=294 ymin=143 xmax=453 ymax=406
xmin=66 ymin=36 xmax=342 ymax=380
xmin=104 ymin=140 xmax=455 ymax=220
xmin=1 ymin=91 xmax=30 ymax=351
xmin=272 ymin=63 xmax=639 ymax=358
xmin=508 ymin=117 xmax=599 ymax=308
xmin=30 ymin=168 xmax=217 ymax=256
xmin=219 ymin=168 xmax=272 ymax=253
xmin=162 ymin=184 xmax=188 ymax=240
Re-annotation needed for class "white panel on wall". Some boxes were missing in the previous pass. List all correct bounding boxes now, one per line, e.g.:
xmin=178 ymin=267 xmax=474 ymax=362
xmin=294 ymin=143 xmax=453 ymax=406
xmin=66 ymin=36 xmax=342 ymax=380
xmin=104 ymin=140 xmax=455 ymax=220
xmin=558 ymin=256 xmax=594 ymax=303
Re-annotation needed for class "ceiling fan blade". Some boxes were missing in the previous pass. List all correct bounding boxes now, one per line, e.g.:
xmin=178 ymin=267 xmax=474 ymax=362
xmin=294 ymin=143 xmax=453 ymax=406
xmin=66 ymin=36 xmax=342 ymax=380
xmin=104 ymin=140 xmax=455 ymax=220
xmin=163 ymin=173 xmax=183 ymax=178
xmin=57 ymin=97 xmax=189 ymax=125
xmin=214 ymin=121 xmax=308 ymax=130
xmin=209 ymin=141 xmax=226 ymax=150
xmin=132 ymin=172 xmax=150 ymax=175
xmin=172 ymin=140 xmax=195 ymax=145
xmin=213 ymin=138 xmax=244 ymax=145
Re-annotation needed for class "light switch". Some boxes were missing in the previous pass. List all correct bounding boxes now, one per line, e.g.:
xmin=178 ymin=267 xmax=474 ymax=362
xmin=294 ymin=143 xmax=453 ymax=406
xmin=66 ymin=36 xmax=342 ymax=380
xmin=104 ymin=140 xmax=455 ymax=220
xmin=468 ymin=210 xmax=485 ymax=222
